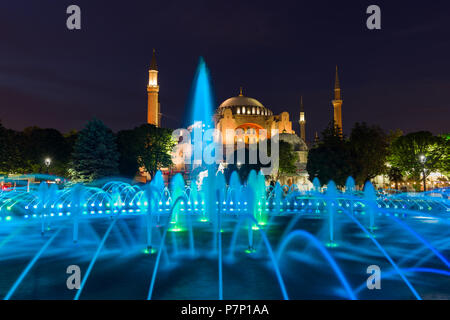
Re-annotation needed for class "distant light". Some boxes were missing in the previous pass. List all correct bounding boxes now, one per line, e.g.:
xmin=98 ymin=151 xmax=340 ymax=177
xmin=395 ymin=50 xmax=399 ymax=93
xmin=44 ymin=157 xmax=51 ymax=167
xmin=419 ymin=154 xmax=427 ymax=164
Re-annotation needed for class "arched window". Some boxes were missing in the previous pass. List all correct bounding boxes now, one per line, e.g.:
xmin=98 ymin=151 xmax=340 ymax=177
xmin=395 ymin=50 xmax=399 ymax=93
xmin=237 ymin=107 xmax=240 ymax=114
xmin=242 ymin=106 xmax=246 ymax=114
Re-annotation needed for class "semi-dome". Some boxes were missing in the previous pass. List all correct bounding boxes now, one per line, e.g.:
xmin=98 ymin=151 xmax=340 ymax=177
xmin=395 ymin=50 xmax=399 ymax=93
xmin=217 ymin=88 xmax=273 ymax=116
xmin=279 ymin=132 xmax=308 ymax=151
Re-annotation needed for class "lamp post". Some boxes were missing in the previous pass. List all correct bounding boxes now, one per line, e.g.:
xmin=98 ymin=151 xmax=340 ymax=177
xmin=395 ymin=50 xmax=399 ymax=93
xmin=419 ymin=154 xmax=426 ymax=192
xmin=44 ymin=157 xmax=51 ymax=174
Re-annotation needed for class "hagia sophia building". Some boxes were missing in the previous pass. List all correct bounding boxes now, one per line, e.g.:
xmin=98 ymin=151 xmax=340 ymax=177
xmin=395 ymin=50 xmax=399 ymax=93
xmin=144 ymin=50 xmax=343 ymax=186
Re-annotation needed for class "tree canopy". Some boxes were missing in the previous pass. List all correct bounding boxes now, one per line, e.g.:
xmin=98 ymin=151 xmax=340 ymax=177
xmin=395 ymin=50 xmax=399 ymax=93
xmin=0 ymin=122 xmax=75 ymax=176
xmin=1 ymin=119 xmax=448 ymax=189
xmin=348 ymin=122 xmax=388 ymax=185
xmin=117 ymin=124 xmax=176 ymax=179
xmin=276 ymin=140 xmax=299 ymax=180
xmin=307 ymin=122 xmax=390 ymax=187
xmin=21 ymin=127 xmax=73 ymax=176
xmin=0 ymin=121 xmax=20 ymax=174
xmin=70 ymin=119 xmax=119 ymax=182
xmin=388 ymin=131 xmax=449 ymax=181
xmin=306 ymin=122 xmax=352 ymax=187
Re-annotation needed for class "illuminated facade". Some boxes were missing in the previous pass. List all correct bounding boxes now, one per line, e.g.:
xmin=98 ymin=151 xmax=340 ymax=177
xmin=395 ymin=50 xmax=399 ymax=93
xmin=214 ymin=87 xmax=296 ymax=145
xmin=213 ymin=88 xmax=309 ymax=186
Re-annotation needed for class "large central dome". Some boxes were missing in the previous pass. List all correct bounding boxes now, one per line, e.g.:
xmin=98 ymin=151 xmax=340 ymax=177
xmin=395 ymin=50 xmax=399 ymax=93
xmin=219 ymin=95 xmax=265 ymax=109
xmin=217 ymin=89 xmax=273 ymax=116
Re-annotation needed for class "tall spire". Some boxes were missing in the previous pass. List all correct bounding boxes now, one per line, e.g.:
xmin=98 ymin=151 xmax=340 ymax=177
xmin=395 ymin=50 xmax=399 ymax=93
xmin=299 ymin=96 xmax=306 ymax=142
xmin=332 ymin=65 xmax=343 ymax=134
xmin=335 ymin=65 xmax=340 ymax=89
xmin=239 ymin=86 xmax=243 ymax=96
xmin=147 ymin=49 xmax=160 ymax=126
xmin=334 ymin=65 xmax=340 ymax=100
xmin=150 ymin=48 xmax=158 ymax=71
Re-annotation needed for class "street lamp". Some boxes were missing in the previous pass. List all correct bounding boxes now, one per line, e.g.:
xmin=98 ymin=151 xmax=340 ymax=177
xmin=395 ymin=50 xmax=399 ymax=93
xmin=419 ymin=154 xmax=426 ymax=192
xmin=44 ymin=157 xmax=51 ymax=174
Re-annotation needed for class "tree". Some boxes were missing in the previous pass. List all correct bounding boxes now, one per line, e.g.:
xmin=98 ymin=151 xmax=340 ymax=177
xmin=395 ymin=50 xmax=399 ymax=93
xmin=306 ymin=122 xmax=352 ymax=187
xmin=0 ymin=123 xmax=9 ymax=174
xmin=70 ymin=119 xmax=119 ymax=182
xmin=224 ymin=145 xmax=267 ymax=183
xmin=436 ymin=133 xmax=450 ymax=177
xmin=348 ymin=122 xmax=388 ymax=186
xmin=388 ymin=131 xmax=449 ymax=183
xmin=0 ymin=122 xmax=20 ymax=174
xmin=276 ymin=140 xmax=299 ymax=180
xmin=19 ymin=127 xmax=72 ymax=176
xmin=387 ymin=129 xmax=403 ymax=145
xmin=386 ymin=166 xmax=403 ymax=190
xmin=0 ymin=123 xmax=75 ymax=176
xmin=64 ymin=130 xmax=78 ymax=150
xmin=117 ymin=128 xmax=141 ymax=178
xmin=117 ymin=124 xmax=176 ymax=179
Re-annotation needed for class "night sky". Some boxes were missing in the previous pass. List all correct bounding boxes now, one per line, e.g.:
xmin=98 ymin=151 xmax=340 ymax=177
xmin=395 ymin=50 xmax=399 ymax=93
xmin=1 ymin=0 xmax=449 ymax=141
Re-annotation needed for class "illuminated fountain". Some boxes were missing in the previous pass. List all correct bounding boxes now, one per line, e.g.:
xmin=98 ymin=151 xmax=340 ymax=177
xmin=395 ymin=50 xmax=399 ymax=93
xmin=0 ymin=58 xmax=449 ymax=300
xmin=0 ymin=171 xmax=449 ymax=299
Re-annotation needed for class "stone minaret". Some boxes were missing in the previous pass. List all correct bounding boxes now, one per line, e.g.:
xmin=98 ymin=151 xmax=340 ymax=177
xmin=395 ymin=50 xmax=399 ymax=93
xmin=332 ymin=66 xmax=343 ymax=134
xmin=299 ymin=96 xmax=306 ymax=142
xmin=147 ymin=49 xmax=160 ymax=127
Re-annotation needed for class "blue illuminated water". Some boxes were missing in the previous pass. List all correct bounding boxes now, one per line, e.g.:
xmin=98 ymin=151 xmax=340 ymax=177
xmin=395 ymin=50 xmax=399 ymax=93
xmin=0 ymin=174 xmax=449 ymax=300
xmin=184 ymin=57 xmax=214 ymax=128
